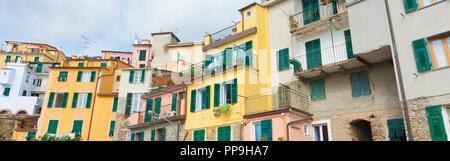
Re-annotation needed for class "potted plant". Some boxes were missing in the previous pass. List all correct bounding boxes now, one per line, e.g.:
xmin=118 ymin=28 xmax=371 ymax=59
xmin=167 ymin=80 xmax=175 ymax=87
xmin=289 ymin=14 xmax=298 ymax=30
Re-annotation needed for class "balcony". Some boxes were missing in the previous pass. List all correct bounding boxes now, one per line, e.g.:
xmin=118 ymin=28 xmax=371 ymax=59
xmin=209 ymin=24 xmax=237 ymax=45
xmin=245 ymin=86 xmax=310 ymax=115
xmin=180 ymin=49 xmax=258 ymax=82
xmin=293 ymin=44 xmax=392 ymax=82
xmin=290 ymin=0 xmax=349 ymax=38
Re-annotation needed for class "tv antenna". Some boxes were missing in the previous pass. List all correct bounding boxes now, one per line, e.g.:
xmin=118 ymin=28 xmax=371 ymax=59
xmin=81 ymin=35 xmax=95 ymax=56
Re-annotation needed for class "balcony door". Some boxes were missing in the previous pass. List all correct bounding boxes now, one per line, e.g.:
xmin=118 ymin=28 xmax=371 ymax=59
xmin=303 ymin=0 xmax=320 ymax=25
xmin=306 ymin=39 xmax=322 ymax=69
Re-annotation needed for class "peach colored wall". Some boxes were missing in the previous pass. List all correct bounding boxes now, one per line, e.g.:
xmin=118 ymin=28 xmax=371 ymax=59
xmin=243 ymin=111 xmax=312 ymax=141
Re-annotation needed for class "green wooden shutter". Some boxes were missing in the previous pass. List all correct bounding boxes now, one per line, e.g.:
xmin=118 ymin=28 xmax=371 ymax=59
xmin=145 ymin=99 xmax=153 ymax=122
xmin=139 ymin=50 xmax=146 ymax=61
xmin=90 ymin=71 xmax=96 ymax=82
xmin=310 ymin=79 xmax=325 ymax=101
xmin=34 ymin=57 xmax=40 ymax=62
xmin=36 ymin=63 xmax=43 ymax=73
xmin=345 ymin=30 xmax=355 ymax=59
xmin=61 ymin=93 xmax=69 ymax=108
xmin=141 ymin=71 xmax=145 ymax=83
xmin=78 ymin=63 xmax=84 ymax=67
xmin=47 ymin=92 xmax=55 ymax=108
xmin=5 ymin=55 xmax=11 ymax=63
xmin=47 ymin=120 xmax=59 ymax=134
xmin=303 ymin=0 xmax=320 ymax=25
xmin=139 ymin=131 xmax=144 ymax=141
xmin=101 ymin=63 xmax=107 ymax=68
xmin=306 ymin=39 xmax=322 ymax=69
xmin=190 ymin=90 xmax=196 ymax=112
xmin=131 ymin=133 xmax=135 ymax=141
xmin=245 ymin=41 xmax=253 ymax=67
xmin=205 ymin=86 xmax=211 ymax=109
xmin=232 ymin=79 xmax=238 ymax=104
xmin=214 ymin=84 xmax=220 ymax=107
xmin=218 ymin=126 xmax=231 ymax=141
xmin=224 ymin=47 xmax=233 ymax=69
xmin=26 ymin=132 xmax=36 ymax=141
xmin=350 ymin=73 xmax=360 ymax=97
xmin=359 ymin=71 xmax=371 ymax=96
xmin=426 ymin=106 xmax=448 ymax=141
xmin=76 ymin=71 xmax=82 ymax=82
xmin=86 ymin=93 xmax=92 ymax=108
xmin=3 ymin=88 xmax=10 ymax=96
xmin=161 ymin=127 xmax=166 ymax=141
xmin=125 ymin=93 xmax=132 ymax=117
xmin=72 ymin=93 xmax=79 ymax=108
xmin=112 ymin=97 xmax=118 ymax=112
xmin=387 ymin=118 xmax=405 ymax=141
xmin=261 ymin=119 xmax=272 ymax=141
xmin=171 ymin=93 xmax=177 ymax=112
xmin=155 ymin=97 xmax=161 ymax=114
xmin=278 ymin=48 xmax=290 ymax=71
xmin=71 ymin=120 xmax=83 ymax=135
xmin=404 ymin=0 xmax=417 ymax=13
xmin=151 ymin=129 xmax=156 ymax=141
xmin=412 ymin=38 xmax=432 ymax=72
xmin=205 ymin=55 xmax=213 ymax=74
xmin=109 ymin=121 xmax=115 ymax=137
xmin=194 ymin=130 xmax=205 ymax=141
xmin=129 ymin=71 xmax=135 ymax=83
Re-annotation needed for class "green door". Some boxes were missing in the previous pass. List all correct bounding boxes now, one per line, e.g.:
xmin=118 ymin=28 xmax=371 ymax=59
xmin=306 ymin=39 xmax=322 ymax=69
xmin=303 ymin=0 xmax=320 ymax=25
xmin=426 ymin=106 xmax=448 ymax=141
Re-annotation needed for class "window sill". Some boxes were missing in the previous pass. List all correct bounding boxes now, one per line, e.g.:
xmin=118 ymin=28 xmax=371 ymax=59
xmin=406 ymin=0 xmax=447 ymax=14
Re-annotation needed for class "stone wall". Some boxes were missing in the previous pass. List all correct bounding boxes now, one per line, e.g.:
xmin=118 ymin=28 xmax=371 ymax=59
xmin=0 ymin=118 xmax=14 ymax=141
xmin=131 ymin=121 xmax=185 ymax=141
xmin=405 ymin=97 xmax=433 ymax=141
xmin=313 ymin=108 xmax=403 ymax=141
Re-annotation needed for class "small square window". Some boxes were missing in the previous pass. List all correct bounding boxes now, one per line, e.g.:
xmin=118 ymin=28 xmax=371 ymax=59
xmin=246 ymin=10 xmax=252 ymax=18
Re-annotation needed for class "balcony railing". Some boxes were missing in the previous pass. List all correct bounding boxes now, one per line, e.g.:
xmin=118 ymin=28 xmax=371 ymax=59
xmin=245 ymin=87 xmax=310 ymax=115
xmin=292 ymin=43 xmax=353 ymax=70
xmin=290 ymin=0 xmax=347 ymax=30
xmin=209 ymin=24 xmax=237 ymax=44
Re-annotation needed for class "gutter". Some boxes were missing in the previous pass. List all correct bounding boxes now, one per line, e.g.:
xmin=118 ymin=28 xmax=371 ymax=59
xmin=383 ymin=0 xmax=414 ymax=141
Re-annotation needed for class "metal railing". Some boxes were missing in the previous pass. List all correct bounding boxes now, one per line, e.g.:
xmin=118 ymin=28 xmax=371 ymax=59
xmin=209 ymin=24 xmax=237 ymax=44
xmin=292 ymin=43 xmax=351 ymax=70
xmin=291 ymin=1 xmax=347 ymax=29
xmin=245 ymin=87 xmax=310 ymax=115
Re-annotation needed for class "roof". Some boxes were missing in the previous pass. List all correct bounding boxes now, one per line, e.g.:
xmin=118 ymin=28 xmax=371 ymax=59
xmin=238 ymin=2 xmax=262 ymax=12
xmin=5 ymin=41 xmax=58 ymax=50
xmin=168 ymin=42 xmax=204 ymax=48
xmin=101 ymin=50 xmax=133 ymax=54
xmin=151 ymin=32 xmax=181 ymax=43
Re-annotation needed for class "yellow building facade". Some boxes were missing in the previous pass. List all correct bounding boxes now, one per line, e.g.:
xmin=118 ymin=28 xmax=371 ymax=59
xmin=36 ymin=59 xmax=132 ymax=141
xmin=184 ymin=3 xmax=272 ymax=141
xmin=0 ymin=41 xmax=67 ymax=68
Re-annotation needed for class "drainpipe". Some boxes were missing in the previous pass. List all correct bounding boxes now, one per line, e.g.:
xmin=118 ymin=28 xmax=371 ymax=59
xmin=286 ymin=117 xmax=312 ymax=141
xmin=383 ymin=0 xmax=414 ymax=141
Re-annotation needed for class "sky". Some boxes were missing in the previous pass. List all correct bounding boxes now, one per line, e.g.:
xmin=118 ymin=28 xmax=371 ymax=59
xmin=0 ymin=0 xmax=256 ymax=57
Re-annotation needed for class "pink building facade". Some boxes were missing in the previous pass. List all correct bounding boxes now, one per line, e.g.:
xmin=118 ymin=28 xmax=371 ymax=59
xmin=101 ymin=50 xmax=133 ymax=66
xmin=128 ymin=83 xmax=187 ymax=141
xmin=132 ymin=40 xmax=152 ymax=69
xmin=243 ymin=108 xmax=313 ymax=141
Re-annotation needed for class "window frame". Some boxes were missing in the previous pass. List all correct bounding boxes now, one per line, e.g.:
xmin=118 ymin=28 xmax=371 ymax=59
xmin=428 ymin=35 xmax=450 ymax=69
xmin=53 ymin=93 xmax=66 ymax=108
xmin=194 ymin=86 xmax=208 ymax=112
xmin=132 ymin=93 xmax=144 ymax=113
xmin=75 ymin=93 xmax=90 ymax=109
xmin=57 ymin=71 xmax=69 ymax=82
xmin=311 ymin=120 xmax=332 ymax=141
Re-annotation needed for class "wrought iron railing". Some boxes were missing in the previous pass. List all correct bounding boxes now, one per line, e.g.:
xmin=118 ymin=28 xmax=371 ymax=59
xmin=209 ymin=24 xmax=237 ymax=44
xmin=290 ymin=0 xmax=347 ymax=29
xmin=292 ymin=43 xmax=352 ymax=70
xmin=245 ymin=87 xmax=310 ymax=115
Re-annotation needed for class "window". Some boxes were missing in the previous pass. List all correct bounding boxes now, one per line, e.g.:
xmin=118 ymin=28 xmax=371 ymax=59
xmin=116 ymin=75 xmax=121 ymax=81
xmin=71 ymin=120 xmax=83 ymax=136
xmin=72 ymin=93 xmax=92 ymax=109
xmin=126 ymin=132 xmax=131 ymax=141
xmin=35 ymin=79 xmax=42 ymax=87
xmin=2 ymin=88 xmax=10 ymax=96
xmin=139 ymin=50 xmax=146 ymax=61
xmin=129 ymin=70 xmax=144 ymax=83
xmin=277 ymin=48 xmax=290 ymax=71
xmin=387 ymin=118 xmax=406 ymax=141
xmin=246 ymin=10 xmax=252 ymax=18
xmin=25 ymin=74 xmax=30 ymax=83
xmin=419 ymin=0 xmax=443 ymax=8
xmin=193 ymin=129 xmax=205 ymax=141
xmin=112 ymin=97 xmax=118 ymax=112
xmin=278 ymin=86 xmax=290 ymax=108
xmin=14 ymin=56 xmax=21 ymax=62
xmin=404 ymin=0 xmax=443 ymax=13
xmin=22 ymin=90 xmax=27 ymax=96
xmin=36 ymin=63 xmax=43 ymax=73
xmin=31 ymin=48 xmax=40 ymax=53
xmin=57 ymin=71 xmax=68 ymax=82
xmin=47 ymin=120 xmax=59 ymax=134
xmin=100 ymin=63 xmax=108 ymax=68
xmin=34 ymin=56 xmax=40 ymax=62
xmin=139 ymin=64 xmax=145 ymax=68
xmin=218 ymin=126 xmax=231 ymax=141
xmin=253 ymin=119 xmax=272 ymax=141
xmin=191 ymin=86 xmax=210 ymax=112
xmin=5 ymin=55 xmax=11 ymax=63
xmin=78 ymin=62 xmax=84 ymax=67
xmin=132 ymin=94 xmax=144 ymax=113
xmin=109 ymin=121 xmax=116 ymax=137
xmin=428 ymin=36 xmax=450 ymax=69
xmin=345 ymin=30 xmax=355 ymax=59
xmin=350 ymin=71 xmax=371 ymax=97
xmin=310 ymin=79 xmax=326 ymax=101
xmin=313 ymin=124 xmax=329 ymax=141
xmin=304 ymin=124 xmax=310 ymax=136
xmin=51 ymin=93 xmax=69 ymax=108
xmin=214 ymin=79 xmax=237 ymax=108
xmin=302 ymin=0 xmax=320 ymax=25
xmin=77 ymin=71 xmax=95 ymax=82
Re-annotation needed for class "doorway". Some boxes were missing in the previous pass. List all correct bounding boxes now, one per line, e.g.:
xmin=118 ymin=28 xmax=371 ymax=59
xmin=351 ymin=120 xmax=373 ymax=141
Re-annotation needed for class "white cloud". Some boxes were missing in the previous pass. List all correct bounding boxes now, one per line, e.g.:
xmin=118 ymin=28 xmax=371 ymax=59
xmin=0 ymin=0 xmax=256 ymax=56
